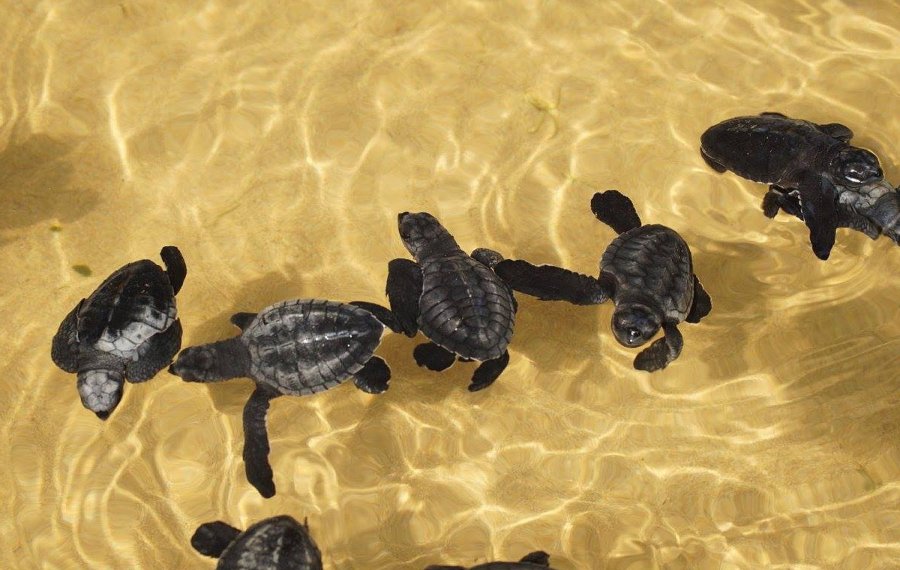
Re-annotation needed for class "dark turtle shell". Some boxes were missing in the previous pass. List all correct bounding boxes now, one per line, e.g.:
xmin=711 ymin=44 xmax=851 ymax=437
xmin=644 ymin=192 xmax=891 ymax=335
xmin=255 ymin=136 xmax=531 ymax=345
xmin=600 ymin=224 xmax=693 ymax=322
xmin=218 ymin=516 xmax=321 ymax=570
xmin=418 ymin=252 xmax=515 ymax=361
xmin=71 ymin=259 xmax=177 ymax=359
xmin=700 ymin=114 xmax=844 ymax=184
xmin=243 ymin=299 xmax=385 ymax=395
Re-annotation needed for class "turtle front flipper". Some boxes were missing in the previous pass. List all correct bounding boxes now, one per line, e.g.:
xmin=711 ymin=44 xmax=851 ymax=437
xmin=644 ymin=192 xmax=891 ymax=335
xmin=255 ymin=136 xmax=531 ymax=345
xmin=160 ymin=246 xmax=187 ymax=295
xmin=414 ymin=342 xmax=456 ymax=371
xmin=591 ymin=190 xmax=643 ymax=234
xmin=633 ymin=321 xmax=683 ymax=372
xmin=126 ymin=319 xmax=183 ymax=382
xmin=520 ymin=550 xmax=552 ymax=565
xmin=353 ymin=356 xmax=391 ymax=394
xmin=243 ymin=385 xmax=280 ymax=498
xmin=386 ymin=258 xmax=423 ymax=337
xmin=685 ymin=276 xmax=712 ymax=324
xmin=494 ymin=259 xmax=607 ymax=305
xmin=762 ymin=185 xmax=803 ymax=219
xmin=349 ymin=301 xmax=402 ymax=333
xmin=191 ymin=521 xmax=242 ymax=558
xmin=796 ymin=171 xmax=839 ymax=260
xmin=469 ymin=350 xmax=510 ymax=392
xmin=51 ymin=299 xmax=84 ymax=373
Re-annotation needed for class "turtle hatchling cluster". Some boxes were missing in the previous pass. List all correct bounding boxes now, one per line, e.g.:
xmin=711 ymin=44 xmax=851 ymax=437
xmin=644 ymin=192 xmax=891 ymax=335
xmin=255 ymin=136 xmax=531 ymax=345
xmin=50 ymin=111 xmax=897 ymax=567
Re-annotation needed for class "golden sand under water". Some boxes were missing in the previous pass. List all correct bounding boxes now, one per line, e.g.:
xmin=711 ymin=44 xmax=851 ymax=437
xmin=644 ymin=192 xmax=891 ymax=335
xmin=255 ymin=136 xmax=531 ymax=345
xmin=1 ymin=1 xmax=898 ymax=568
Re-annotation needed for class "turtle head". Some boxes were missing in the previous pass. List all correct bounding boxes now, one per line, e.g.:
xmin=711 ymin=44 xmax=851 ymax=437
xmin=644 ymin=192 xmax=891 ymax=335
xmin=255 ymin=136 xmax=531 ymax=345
xmin=829 ymin=147 xmax=883 ymax=187
xmin=77 ymin=369 xmax=125 ymax=420
xmin=169 ymin=340 xmax=248 ymax=382
xmin=611 ymin=303 xmax=661 ymax=348
xmin=398 ymin=212 xmax=456 ymax=257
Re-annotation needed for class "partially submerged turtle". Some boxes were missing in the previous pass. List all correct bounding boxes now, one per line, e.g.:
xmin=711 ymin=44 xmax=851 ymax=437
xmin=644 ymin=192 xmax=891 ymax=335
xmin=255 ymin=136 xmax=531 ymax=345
xmin=700 ymin=111 xmax=898 ymax=259
xmin=387 ymin=212 xmax=517 ymax=392
xmin=191 ymin=515 xmax=322 ymax=570
xmin=51 ymin=246 xmax=186 ymax=419
xmin=426 ymin=550 xmax=554 ymax=570
xmin=169 ymin=298 xmax=399 ymax=498
xmin=495 ymin=191 xmax=711 ymax=372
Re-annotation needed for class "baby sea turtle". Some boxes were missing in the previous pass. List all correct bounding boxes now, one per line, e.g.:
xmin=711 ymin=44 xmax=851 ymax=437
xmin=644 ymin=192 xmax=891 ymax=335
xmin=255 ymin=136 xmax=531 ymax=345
xmin=700 ymin=111 xmax=898 ymax=259
xmin=495 ymin=191 xmax=711 ymax=372
xmin=426 ymin=551 xmax=554 ymax=570
xmin=169 ymin=298 xmax=400 ymax=498
xmin=50 ymin=246 xmax=186 ymax=419
xmin=191 ymin=515 xmax=322 ymax=570
xmin=387 ymin=212 xmax=517 ymax=392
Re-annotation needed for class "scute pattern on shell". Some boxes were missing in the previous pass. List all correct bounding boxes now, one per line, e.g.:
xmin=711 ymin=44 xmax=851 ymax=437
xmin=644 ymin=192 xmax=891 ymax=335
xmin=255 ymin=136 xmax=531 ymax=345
xmin=418 ymin=254 xmax=516 ymax=361
xmin=243 ymin=299 xmax=385 ymax=395
xmin=218 ymin=516 xmax=322 ymax=570
xmin=601 ymin=224 xmax=694 ymax=321
xmin=700 ymin=115 xmax=836 ymax=183
xmin=78 ymin=259 xmax=177 ymax=359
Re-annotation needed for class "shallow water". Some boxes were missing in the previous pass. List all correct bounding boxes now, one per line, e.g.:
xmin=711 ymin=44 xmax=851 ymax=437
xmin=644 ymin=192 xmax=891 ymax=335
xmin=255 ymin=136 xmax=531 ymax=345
xmin=2 ymin=1 xmax=899 ymax=568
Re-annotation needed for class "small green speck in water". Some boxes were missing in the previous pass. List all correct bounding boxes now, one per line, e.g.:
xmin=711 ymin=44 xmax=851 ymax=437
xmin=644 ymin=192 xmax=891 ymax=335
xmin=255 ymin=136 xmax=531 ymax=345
xmin=72 ymin=265 xmax=92 ymax=277
xmin=50 ymin=224 xmax=62 ymax=232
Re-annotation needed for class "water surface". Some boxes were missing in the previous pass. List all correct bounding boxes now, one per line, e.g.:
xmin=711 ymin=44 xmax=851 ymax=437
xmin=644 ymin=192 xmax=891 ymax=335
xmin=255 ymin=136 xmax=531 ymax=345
xmin=1 ymin=1 xmax=898 ymax=568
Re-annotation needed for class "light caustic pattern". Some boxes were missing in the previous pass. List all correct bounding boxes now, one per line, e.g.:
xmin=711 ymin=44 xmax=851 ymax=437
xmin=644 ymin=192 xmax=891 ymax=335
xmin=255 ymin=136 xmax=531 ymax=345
xmin=1 ymin=1 xmax=898 ymax=568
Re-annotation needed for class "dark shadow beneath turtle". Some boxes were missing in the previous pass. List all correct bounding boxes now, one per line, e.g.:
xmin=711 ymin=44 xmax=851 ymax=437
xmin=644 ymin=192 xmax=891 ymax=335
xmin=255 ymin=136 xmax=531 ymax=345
xmin=426 ymin=550 xmax=555 ymax=570
xmin=700 ymin=111 xmax=899 ymax=259
xmin=494 ymin=191 xmax=711 ymax=372
xmin=169 ymin=298 xmax=401 ymax=498
xmin=191 ymin=515 xmax=322 ymax=570
xmin=386 ymin=212 xmax=518 ymax=392
xmin=51 ymin=246 xmax=187 ymax=419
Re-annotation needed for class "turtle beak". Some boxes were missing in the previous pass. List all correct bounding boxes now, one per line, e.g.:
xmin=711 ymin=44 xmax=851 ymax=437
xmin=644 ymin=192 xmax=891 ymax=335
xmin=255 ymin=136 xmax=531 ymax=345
xmin=398 ymin=212 xmax=409 ymax=224
xmin=95 ymin=410 xmax=110 ymax=421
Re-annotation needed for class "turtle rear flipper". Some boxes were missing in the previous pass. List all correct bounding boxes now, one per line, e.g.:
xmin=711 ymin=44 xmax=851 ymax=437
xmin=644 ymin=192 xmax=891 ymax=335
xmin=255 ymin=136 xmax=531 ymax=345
xmin=634 ymin=322 xmax=683 ymax=372
xmin=591 ymin=190 xmax=642 ymax=234
xmin=414 ymin=342 xmax=456 ymax=371
xmin=191 ymin=521 xmax=241 ymax=558
xmin=349 ymin=301 xmax=401 ymax=333
xmin=796 ymin=171 xmax=839 ymax=260
xmin=470 ymin=247 xmax=505 ymax=268
xmin=126 ymin=319 xmax=183 ymax=382
xmin=816 ymin=122 xmax=853 ymax=142
xmin=353 ymin=356 xmax=391 ymax=394
xmin=243 ymin=386 xmax=279 ymax=498
xmin=160 ymin=246 xmax=187 ymax=295
xmin=51 ymin=300 xmax=84 ymax=373
xmin=386 ymin=258 xmax=423 ymax=337
xmin=520 ymin=550 xmax=551 ymax=565
xmin=495 ymin=259 xmax=607 ymax=305
xmin=469 ymin=350 xmax=509 ymax=392
xmin=230 ymin=312 xmax=257 ymax=331
xmin=685 ymin=276 xmax=712 ymax=324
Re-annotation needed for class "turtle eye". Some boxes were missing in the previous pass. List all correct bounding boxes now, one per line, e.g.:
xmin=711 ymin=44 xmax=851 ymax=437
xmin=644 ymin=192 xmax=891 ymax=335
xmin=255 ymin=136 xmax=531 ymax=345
xmin=627 ymin=328 xmax=642 ymax=343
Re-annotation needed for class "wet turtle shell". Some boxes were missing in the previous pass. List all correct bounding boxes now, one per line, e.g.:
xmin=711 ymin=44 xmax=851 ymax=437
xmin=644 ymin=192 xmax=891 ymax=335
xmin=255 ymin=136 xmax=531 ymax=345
xmin=51 ymin=246 xmax=185 ymax=418
xmin=243 ymin=299 xmax=387 ymax=395
xmin=600 ymin=224 xmax=694 ymax=324
xmin=192 ymin=515 xmax=322 ymax=570
xmin=426 ymin=550 xmax=554 ymax=570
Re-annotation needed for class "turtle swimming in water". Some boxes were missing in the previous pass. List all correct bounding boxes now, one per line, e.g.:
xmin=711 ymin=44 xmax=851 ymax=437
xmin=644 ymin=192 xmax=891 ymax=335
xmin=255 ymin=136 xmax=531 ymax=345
xmin=169 ymin=298 xmax=400 ymax=498
xmin=425 ymin=550 xmax=555 ymax=570
xmin=191 ymin=515 xmax=322 ymax=570
xmin=700 ymin=111 xmax=899 ymax=259
xmin=51 ymin=246 xmax=186 ymax=419
xmin=495 ymin=191 xmax=711 ymax=372
xmin=387 ymin=212 xmax=517 ymax=392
